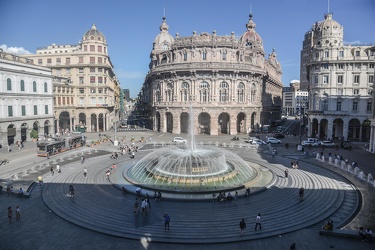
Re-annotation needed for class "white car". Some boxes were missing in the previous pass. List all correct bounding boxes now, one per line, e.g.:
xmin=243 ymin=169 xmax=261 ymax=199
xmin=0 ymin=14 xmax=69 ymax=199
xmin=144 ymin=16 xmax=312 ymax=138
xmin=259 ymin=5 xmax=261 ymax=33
xmin=173 ymin=137 xmax=187 ymax=143
xmin=302 ymin=140 xmax=322 ymax=146
xmin=251 ymin=139 xmax=265 ymax=145
xmin=267 ymin=137 xmax=281 ymax=144
xmin=321 ymin=141 xmax=335 ymax=147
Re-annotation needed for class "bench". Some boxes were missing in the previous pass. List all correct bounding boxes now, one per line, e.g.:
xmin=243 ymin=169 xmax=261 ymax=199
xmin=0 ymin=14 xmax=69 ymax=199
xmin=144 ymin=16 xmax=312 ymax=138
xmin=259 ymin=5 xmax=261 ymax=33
xmin=320 ymin=229 xmax=361 ymax=239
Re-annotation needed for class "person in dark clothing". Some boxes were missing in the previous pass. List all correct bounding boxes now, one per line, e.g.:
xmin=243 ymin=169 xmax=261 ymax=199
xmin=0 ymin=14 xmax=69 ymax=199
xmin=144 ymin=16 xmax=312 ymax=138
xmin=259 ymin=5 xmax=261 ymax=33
xmin=239 ymin=218 xmax=246 ymax=236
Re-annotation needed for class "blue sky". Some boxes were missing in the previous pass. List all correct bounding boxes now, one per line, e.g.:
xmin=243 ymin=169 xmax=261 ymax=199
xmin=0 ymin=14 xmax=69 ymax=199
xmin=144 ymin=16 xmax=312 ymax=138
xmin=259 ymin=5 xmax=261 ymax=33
xmin=1 ymin=0 xmax=374 ymax=98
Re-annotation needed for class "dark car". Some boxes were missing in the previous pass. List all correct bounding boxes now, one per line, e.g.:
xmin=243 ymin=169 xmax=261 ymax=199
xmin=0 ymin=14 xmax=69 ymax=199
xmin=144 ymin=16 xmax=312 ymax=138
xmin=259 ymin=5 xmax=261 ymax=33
xmin=273 ymin=133 xmax=285 ymax=139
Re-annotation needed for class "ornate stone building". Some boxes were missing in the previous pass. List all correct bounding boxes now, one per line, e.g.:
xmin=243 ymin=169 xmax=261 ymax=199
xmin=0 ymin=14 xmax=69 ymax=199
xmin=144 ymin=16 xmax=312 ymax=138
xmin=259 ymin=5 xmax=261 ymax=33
xmin=25 ymin=24 xmax=121 ymax=133
xmin=301 ymin=13 xmax=374 ymax=141
xmin=139 ymin=14 xmax=283 ymax=135
xmin=0 ymin=49 xmax=54 ymax=144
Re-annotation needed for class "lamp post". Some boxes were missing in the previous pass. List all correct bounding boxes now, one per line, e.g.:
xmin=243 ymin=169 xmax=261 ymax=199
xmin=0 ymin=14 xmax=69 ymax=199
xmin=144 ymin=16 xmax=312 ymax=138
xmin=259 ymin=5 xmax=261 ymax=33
xmin=113 ymin=121 xmax=118 ymax=146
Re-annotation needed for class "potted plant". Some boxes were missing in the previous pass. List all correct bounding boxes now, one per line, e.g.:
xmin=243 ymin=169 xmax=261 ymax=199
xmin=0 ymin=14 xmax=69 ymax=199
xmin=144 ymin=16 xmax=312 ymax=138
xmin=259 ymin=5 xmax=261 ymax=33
xmin=30 ymin=130 xmax=38 ymax=142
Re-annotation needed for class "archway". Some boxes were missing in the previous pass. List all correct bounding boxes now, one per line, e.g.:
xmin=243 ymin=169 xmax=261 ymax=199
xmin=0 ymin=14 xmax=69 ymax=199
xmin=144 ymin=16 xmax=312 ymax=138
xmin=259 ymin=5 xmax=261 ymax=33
xmin=44 ymin=120 xmax=50 ymax=136
xmin=98 ymin=113 xmax=104 ymax=132
xmin=155 ymin=112 xmax=161 ymax=132
xmin=21 ymin=123 xmax=28 ymax=142
xmin=7 ymin=124 xmax=16 ymax=146
xmin=77 ymin=113 xmax=87 ymax=132
xmin=180 ymin=112 xmax=189 ymax=134
xmin=251 ymin=112 xmax=257 ymax=132
xmin=33 ymin=121 xmax=39 ymax=133
xmin=320 ymin=119 xmax=329 ymax=139
xmin=198 ymin=112 xmax=210 ymax=135
xmin=348 ymin=119 xmax=361 ymax=141
xmin=166 ymin=112 xmax=173 ymax=133
xmin=236 ymin=112 xmax=246 ymax=133
xmin=91 ymin=114 xmax=97 ymax=132
xmin=311 ymin=118 xmax=319 ymax=138
xmin=59 ymin=111 xmax=70 ymax=131
xmin=218 ymin=113 xmax=230 ymax=134
xmin=332 ymin=118 xmax=344 ymax=140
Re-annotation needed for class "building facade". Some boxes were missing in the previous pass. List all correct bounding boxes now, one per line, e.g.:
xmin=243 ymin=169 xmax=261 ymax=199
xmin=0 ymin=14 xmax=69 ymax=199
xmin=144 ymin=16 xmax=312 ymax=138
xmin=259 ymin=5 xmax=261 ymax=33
xmin=0 ymin=50 xmax=54 ymax=145
xmin=301 ymin=13 xmax=374 ymax=141
xmin=139 ymin=14 xmax=283 ymax=135
xmin=25 ymin=24 xmax=121 ymax=133
xmin=282 ymin=80 xmax=308 ymax=117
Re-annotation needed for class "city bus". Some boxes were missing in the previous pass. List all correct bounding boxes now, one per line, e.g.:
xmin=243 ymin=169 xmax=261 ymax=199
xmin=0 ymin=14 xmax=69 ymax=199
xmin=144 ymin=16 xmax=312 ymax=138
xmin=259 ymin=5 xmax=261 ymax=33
xmin=36 ymin=135 xmax=85 ymax=157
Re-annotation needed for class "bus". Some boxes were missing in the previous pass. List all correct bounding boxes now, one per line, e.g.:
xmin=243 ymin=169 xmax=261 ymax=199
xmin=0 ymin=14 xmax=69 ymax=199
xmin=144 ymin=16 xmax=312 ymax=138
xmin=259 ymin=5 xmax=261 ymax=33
xmin=120 ymin=120 xmax=128 ymax=128
xmin=37 ymin=135 xmax=85 ymax=157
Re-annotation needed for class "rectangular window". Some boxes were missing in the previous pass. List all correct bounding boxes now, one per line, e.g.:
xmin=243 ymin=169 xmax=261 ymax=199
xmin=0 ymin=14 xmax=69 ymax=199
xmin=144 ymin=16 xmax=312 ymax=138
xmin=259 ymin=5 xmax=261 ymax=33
xmin=7 ymin=79 xmax=12 ymax=90
xmin=370 ymin=63 xmax=375 ymax=69
xmin=98 ymin=76 xmax=103 ymax=83
xmin=90 ymin=76 xmax=95 ymax=83
xmin=33 ymin=82 xmax=37 ymax=92
xmin=98 ymin=46 xmax=102 ymax=52
xmin=79 ymin=57 xmax=83 ymax=63
xmin=90 ymin=97 xmax=96 ymax=104
xmin=355 ymin=63 xmax=360 ymax=69
xmin=203 ymin=52 xmax=207 ymax=60
xmin=339 ymin=51 xmax=344 ymax=57
xmin=66 ymin=68 xmax=71 ymax=74
xmin=337 ymin=75 xmax=343 ymax=84
xmin=336 ymin=101 xmax=342 ymax=111
xmin=104 ymin=58 xmax=107 ymax=63
xmin=79 ymin=77 xmax=84 ymax=84
xmin=98 ymin=57 xmax=102 ymax=63
xmin=369 ymin=75 xmax=374 ymax=83
xmin=353 ymin=89 xmax=359 ymax=95
xmin=98 ymin=97 xmax=104 ymax=104
xmin=62 ymin=97 xmax=65 ymax=105
xmin=90 ymin=57 xmax=95 ymax=64
xmin=57 ymin=97 xmax=61 ymax=105
xmin=98 ymin=68 xmax=103 ymax=72
xmin=34 ymin=105 xmax=38 ymax=115
xmin=47 ymin=58 xmax=52 ymax=64
xmin=367 ymin=102 xmax=372 ymax=112
xmin=71 ymin=97 xmax=73 ymax=105
xmin=79 ymin=68 xmax=84 ymax=73
xmin=324 ymin=51 xmax=329 ymax=57
xmin=183 ymin=53 xmax=187 ymax=61
xmin=338 ymin=64 xmax=344 ymax=69
xmin=98 ymin=88 xmax=103 ymax=93
xmin=322 ymin=63 xmax=329 ymax=69
xmin=79 ymin=88 xmax=84 ymax=94
xmin=104 ymin=47 xmax=107 ymax=53
xmin=337 ymin=88 xmax=343 ymax=95
xmin=38 ymin=59 xmax=42 ymax=65
xmin=79 ymin=97 xmax=84 ymax=105
xmin=90 ymin=88 xmax=96 ymax=93
xmin=90 ymin=67 xmax=95 ymax=73
xmin=90 ymin=45 xmax=95 ymax=51
xmin=354 ymin=75 xmax=360 ymax=84
xmin=45 ymin=105 xmax=48 ymax=114
xmin=222 ymin=51 xmax=227 ymax=60
xmin=66 ymin=57 xmax=71 ymax=65
xmin=323 ymin=75 xmax=329 ymax=84
xmin=355 ymin=51 xmax=360 ymax=56
xmin=315 ymin=52 xmax=319 ymax=58
xmin=352 ymin=101 xmax=358 ymax=111
xmin=84 ymin=45 xmax=87 ymax=51
xmin=56 ymin=69 xmax=61 ymax=74
xmin=56 ymin=58 xmax=61 ymax=65
xmin=314 ymin=75 xmax=318 ymax=84
xmin=21 ymin=105 xmax=26 ymax=116
xmin=8 ymin=106 xmax=13 ymax=117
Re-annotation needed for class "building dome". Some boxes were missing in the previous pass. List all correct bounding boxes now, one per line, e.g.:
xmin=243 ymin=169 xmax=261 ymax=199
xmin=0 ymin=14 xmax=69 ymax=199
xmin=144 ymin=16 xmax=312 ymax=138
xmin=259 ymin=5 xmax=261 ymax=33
xmin=239 ymin=14 xmax=264 ymax=50
xmin=153 ymin=16 xmax=174 ymax=51
xmin=314 ymin=13 xmax=343 ymax=46
xmin=82 ymin=24 xmax=106 ymax=43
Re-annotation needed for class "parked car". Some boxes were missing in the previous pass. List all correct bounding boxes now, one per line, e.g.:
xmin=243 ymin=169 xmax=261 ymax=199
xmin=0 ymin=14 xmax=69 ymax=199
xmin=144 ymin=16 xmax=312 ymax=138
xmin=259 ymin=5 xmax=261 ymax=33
xmin=321 ymin=141 xmax=336 ymax=147
xmin=273 ymin=133 xmax=285 ymax=139
xmin=301 ymin=139 xmax=322 ymax=146
xmin=173 ymin=137 xmax=187 ymax=143
xmin=267 ymin=137 xmax=281 ymax=144
xmin=251 ymin=139 xmax=266 ymax=145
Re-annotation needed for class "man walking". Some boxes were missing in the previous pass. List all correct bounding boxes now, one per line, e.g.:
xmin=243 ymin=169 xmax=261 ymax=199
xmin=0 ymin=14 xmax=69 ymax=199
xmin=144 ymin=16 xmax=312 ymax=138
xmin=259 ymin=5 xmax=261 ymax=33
xmin=83 ymin=167 xmax=87 ymax=178
xmin=255 ymin=213 xmax=262 ymax=231
xmin=239 ymin=218 xmax=246 ymax=236
xmin=81 ymin=155 xmax=85 ymax=164
xmin=285 ymin=169 xmax=289 ymax=178
xmin=163 ymin=213 xmax=171 ymax=230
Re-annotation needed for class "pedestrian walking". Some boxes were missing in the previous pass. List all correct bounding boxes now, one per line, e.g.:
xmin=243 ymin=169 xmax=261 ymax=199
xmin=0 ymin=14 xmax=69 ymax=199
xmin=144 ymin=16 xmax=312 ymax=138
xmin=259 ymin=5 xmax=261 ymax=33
xmin=50 ymin=166 xmax=54 ymax=175
xmin=239 ymin=218 xmax=246 ymax=236
xmin=163 ymin=213 xmax=171 ymax=230
xmin=7 ymin=206 xmax=12 ymax=223
xmin=17 ymin=187 xmax=23 ymax=198
xmin=15 ymin=205 xmax=20 ymax=221
xmin=141 ymin=199 xmax=148 ymax=215
xmin=69 ymin=185 xmax=75 ymax=198
xmin=299 ymin=187 xmax=304 ymax=200
xmin=233 ymin=191 xmax=238 ymax=204
xmin=56 ymin=164 xmax=60 ymax=173
xmin=83 ymin=167 xmax=87 ymax=178
xmin=285 ymin=169 xmax=289 ymax=178
xmin=81 ymin=155 xmax=85 ymax=164
xmin=134 ymin=198 xmax=139 ymax=214
xmin=255 ymin=213 xmax=262 ymax=231
xmin=290 ymin=242 xmax=297 ymax=250
xmin=146 ymin=193 xmax=151 ymax=208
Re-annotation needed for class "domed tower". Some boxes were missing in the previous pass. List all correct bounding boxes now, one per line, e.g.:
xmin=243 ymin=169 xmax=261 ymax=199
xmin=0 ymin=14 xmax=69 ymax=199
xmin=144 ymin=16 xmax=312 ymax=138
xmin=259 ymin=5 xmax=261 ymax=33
xmin=81 ymin=24 xmax=108 ymax=55
xmin=239 ymin=14 xmax=265 ymax=57
xmin=313 ymin=13 xmax=343 ymax=47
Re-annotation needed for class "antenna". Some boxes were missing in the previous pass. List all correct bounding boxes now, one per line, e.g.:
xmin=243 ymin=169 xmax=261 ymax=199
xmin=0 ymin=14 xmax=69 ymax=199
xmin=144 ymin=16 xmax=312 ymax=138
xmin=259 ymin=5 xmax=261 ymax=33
xmin=328 ymin=0 xmax=330 ymax=13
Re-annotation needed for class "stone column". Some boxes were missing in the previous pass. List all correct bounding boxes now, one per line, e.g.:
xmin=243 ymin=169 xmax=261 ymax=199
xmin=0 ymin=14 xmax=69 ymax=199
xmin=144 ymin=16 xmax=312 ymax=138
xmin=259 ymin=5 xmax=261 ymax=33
xmin=327 ymin=120 xmax=333 ymax=140
xmin=230 ymin=113 xmax=236 ymax=135
xmin=359 ymin=124 xmax=363 ymax=141
xmin=172 ymin=110 xmax=181 ymax=134
xmin=160 ymin=110 xmax=167 ymax=133
xmin=317 ymin=122 xmax=321 ymax=139
xmin=56 ymin=119 xmax=60 ymax=135
xmin=96 ymin=117 xmax=99 ymax=132
xmin=210 ymin=115 xmax=218 ymax=135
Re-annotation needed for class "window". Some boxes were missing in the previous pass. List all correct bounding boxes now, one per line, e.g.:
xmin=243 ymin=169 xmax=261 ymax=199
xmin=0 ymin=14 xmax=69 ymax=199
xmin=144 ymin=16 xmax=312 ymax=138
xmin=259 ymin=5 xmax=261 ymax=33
xmin=370 ymin=63 xmax=375 ymax=69
xmin=98 ymin=88 xmax=103 ymax=94
xmin=352 ymin=101 xmax=358 ymax=111
xmin=90 ymin=67 xmax=95 ymax=73
xmin=79 ymin=57 xmax=83 ymax=63
xmin=337 ymin=75 xmax=343 ymax=84
xmin=104 ymin=47 xmax=107 ymax=53
xmin=353 ymin=89 xmax=359 ymax=95
xmin=90 ymin=97 xmax=96 ymax=104
xmin=45 ymin=105 xmax=49 ymax=114
xmin=369 ymin=75 xmax=374 ymax=83
xmin=355 ymin=63 xmax=360 ymax=69
xmin=250 ymin=84 xmax=256 ymax=102
xmin=222 ymin=50 xmax=227 ymax=61
xmin=367 ymin=102 xmax=372 ymax=112
xmin=183 ymin=52 xmax=187 ymax=61
xmin=355 ymin=51 xmax=360 ymax=56
xmin=181 ymin=82 xmax=190 ymax=102
xmin=66 ymin=58 xmax=71 ymax=65
xmin=79 ymin=97 xmax=84 ymax=105
xmin=219 ymin=82 xmax=229 ymax=102
xmin=322 ymin=63 xmax=329 ymax=69
xmin=34 ymin=105 xmax=38 ymax=115
xmin=369 ymin=89 xmax=373 ymax=96
xmin=66 ymin=68 xmax=70 ymax=74
xmin=47 ymin=58 xmax=52 ymax=64
xmin=84 ymin=45 xmax=87 ymax=51
xmin=98 ymin=68 xmax=103 ymax=72
xmin=237 ymin=82 xmax=245 ymax=103
xmin=33 ymin=81 xmax=37 ymax=92
xmin=339 ymin=50 xmax=344 ymax=57
xmin=338 ymin=64 xmax=344 ymax=69
xmin=56 ymin=58 xmax=61 ymax=65
xmin=98 ymin=97 xmax=104 ymax=104
xmin=314 ymin=75 xmax=318 ymax=84
xmin=337 ymin=88 xmax=343 ymax=95
xmin=90 ymin=88 xmax=96 ymax=93
xmin=90 ymin=76 xmax=95 ymax=84
xmin=20 ymin=80 xmax=25 ymax=91
xmin=7 ymin=78 xmax=11 ymax=90
xmin=324 ymin=50 xmax=329 ymax=57
xmin=38 ymin=59 xmax=42 ymax=65
xmin=79 ymin=68 xmax=84 ymax=73
xmin=98 ymin=76 xmax=103 ymax=83
xmin=90 ymin=45 xmax=95 ymax=51
xmin=336 ymin=101 xmax=342 ymax=111
xmin=354 ymin=75 xmax=360 ymax=84
xmin=8 ymin=106 xmax=13 ymax=117
xmin=44 ymin=82 xmax=48 ymax=92
xmin=79 ymin=88 xmax=84 ymax=94
xmin=79 ymin=77 xmax=84 ymax=84
xmin=315 ymin=52 xmax=319 ymax=58
xmin=98 ymin=46 xmax=102 ymax=52
xmin=90 ymin=57 xmax=95 ymax=64
xmin=323 ymin=100 xmax=328 ymax=111
xmin=202 ymin=51 xmax=207 ymax=60
xmin=21 ymin=105 xmax=26 ymax=116
xmin=199 ymin=82 xmax=209 ymax=103
xmin=323 ymin=75 xmax=329 ymax=84
xmin=56 ymin=68 xmax=61 ymax=74
xmin=98 ymin=57 xmax=102 ymax=63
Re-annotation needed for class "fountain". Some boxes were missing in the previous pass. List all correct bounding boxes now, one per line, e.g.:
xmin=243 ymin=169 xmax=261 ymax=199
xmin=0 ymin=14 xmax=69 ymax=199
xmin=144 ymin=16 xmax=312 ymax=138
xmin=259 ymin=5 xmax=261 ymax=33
xmin=124 ymin=104 xmax=259 ymax=193
xmin=353 ymin=167 xmax=361 ymax=176
xmin=358 ymin=171 xmax=365 ymax=180
xmin=347 ymin=165 xmax=353 ymax=173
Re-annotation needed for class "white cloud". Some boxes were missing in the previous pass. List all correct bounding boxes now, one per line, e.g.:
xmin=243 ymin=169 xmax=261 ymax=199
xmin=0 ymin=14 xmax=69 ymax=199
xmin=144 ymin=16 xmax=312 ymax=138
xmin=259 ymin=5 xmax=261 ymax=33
xmin=0 ymin=44 xmax=31 ymax=55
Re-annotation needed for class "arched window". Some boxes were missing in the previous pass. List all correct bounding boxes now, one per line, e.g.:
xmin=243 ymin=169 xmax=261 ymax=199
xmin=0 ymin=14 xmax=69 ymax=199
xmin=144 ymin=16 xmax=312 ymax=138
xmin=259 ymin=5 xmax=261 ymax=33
xmin=90 ymin=36 xmax=94 ymax=40
xmin=250 ymin=83 xmax=256 ymax=102
xmin=237 ymin=82 xmax=245 ymax=103
xmin=219 ymin=82 xmax=229 ymax=102
xmin=20 ymin=80 xmax=25 ymax=91
xmin=162 ymin=43 xmax=169 ymax=51
xmin=44 ymin=82 xmax=48 ymax=93
xmin=222 ymin=50 xmax=227 ymax=60
xmin=183 ymin=51 xmax=187 ymax=61
xmin=33 ymin=81 xmax=37 ymax=92
xmin=246 ymin=40 xmax=253 ymax=48
xmin=166 ymin=83 xmax=173 ymax=102
xmin=181 ymin=82 xmax=190 ymax=102
xmin=7 ymin=78 xmax=12 ymax=91
xmin=199 ymin=82 xmax=209 ymax=103
xmin=202 ymin=51 xmax=207 ymax=60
